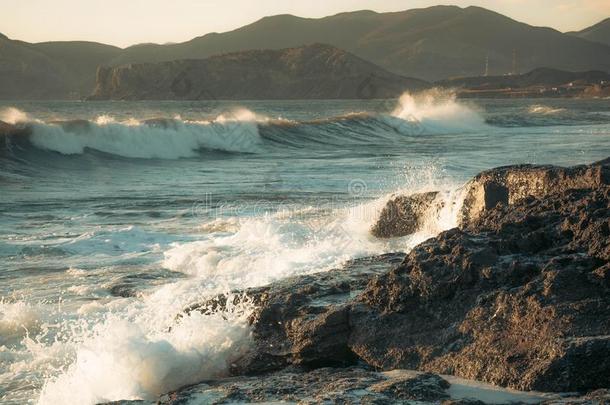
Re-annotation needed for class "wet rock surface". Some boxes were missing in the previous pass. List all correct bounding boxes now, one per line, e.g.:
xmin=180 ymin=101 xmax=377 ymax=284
xmin=103 ymin=159 xmax=610 ymax=404
xmin=459 ymin=159 xmax=610 ymax=226
xmin=187 ymin=253 xmax=405 ymax=373
xmin=236 ymin=158 xmax=610 ymax=392
xmin=355 ymin=158 xmax=610 ymax=392
xmin=99 ymin=367 xmax=561 ymax=405
xmin=371 ymin=191 xmax=441 ymax=238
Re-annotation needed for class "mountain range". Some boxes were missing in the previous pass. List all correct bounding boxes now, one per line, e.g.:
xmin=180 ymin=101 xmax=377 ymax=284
xmin=1 ymin=5 xmax=610 ymax=99
xmin=568 ymin=18 xmax=610 ymax=46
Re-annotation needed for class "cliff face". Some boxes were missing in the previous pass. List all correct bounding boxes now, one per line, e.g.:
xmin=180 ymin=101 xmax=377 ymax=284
xmin=89 ymin=44 xmax=429 ymax=100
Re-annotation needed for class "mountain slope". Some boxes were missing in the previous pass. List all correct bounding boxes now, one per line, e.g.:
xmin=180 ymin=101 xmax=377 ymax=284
xmin=109 ymin=6 xmax=610 ymax=81
xmin=90 ymin=44 xmax=429 ymax=100
xmin=33 ymin=41 xmax=121 ymax=95
xmin=0 ymin=34 xmax=121 ymax=99
xmin=568 ymin=18 xmax=610 ymax=46
xmin=3 ymin=5 xmax=610 ymax=99
xmin=0 ymin=34 xmax=67 ymax=99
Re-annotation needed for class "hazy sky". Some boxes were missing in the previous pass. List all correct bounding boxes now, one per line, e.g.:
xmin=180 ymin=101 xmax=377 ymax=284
xmin=2 ymin=0 xmax=609 ymax=48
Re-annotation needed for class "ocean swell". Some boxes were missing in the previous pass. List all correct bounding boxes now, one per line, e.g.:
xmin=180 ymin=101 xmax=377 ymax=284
xmin=1 ymin=91 xmax=488 ymax=160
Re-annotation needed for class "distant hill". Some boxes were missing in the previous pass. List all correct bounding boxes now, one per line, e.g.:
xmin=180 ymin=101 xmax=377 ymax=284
xmin=108 ymin=6 xmax=610 ymax=81
xmin=2 ymin=5 xmax=610 ymax=99
xmin=89 ymin=44 xmax=429 ymax=100
xmin=0 ymin=34 xmax=120 ymax=99
xmin=568 ymin=18 xmax=610 ymax=46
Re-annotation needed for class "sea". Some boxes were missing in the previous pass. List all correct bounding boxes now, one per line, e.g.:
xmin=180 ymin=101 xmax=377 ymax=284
xmin=1 ymin=92 xmax=609 ymax=404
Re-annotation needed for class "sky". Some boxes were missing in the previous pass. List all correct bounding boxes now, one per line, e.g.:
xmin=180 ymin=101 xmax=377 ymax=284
xmin=1 ymin=0 xmax=609 ymax=48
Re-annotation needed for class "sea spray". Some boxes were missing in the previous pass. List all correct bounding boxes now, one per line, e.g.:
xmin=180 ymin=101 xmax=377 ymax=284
xmin=0 ymin=107 xmax=30 ymax=125
xmin=4 ymin=96 xmax=604 ymax=404
xmin=2 ymin=94 xmax=489 ymax=161
xmin=37 ymin=304 xmax=252 ymax=404
xmin=389 ymin=88 xmax=487 ymax=134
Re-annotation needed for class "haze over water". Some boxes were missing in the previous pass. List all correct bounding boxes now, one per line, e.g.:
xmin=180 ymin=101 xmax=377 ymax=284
xmin=1 ymin=94 xmax=610 ymax=403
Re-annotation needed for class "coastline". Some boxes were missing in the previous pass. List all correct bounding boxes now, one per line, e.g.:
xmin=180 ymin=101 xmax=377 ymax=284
xmin=98 ymin=158 xmax=610 ymax=404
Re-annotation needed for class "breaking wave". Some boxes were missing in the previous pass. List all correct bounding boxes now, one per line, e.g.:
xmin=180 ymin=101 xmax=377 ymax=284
xmin=527 ymin=104 xmax=567 ymax=115
xmin=1 ymin=91 xmax=488 ymax=160
xmin=2 ymin=160 xmax=467 ymax=404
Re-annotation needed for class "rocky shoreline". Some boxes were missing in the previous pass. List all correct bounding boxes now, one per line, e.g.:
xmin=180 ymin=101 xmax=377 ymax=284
xmin=102 ymin=158 xmax=609 ymax=404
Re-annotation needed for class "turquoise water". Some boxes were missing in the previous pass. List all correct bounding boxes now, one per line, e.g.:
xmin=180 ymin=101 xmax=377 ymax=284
xmin=0 ymin=94 xmax=609 ymax=404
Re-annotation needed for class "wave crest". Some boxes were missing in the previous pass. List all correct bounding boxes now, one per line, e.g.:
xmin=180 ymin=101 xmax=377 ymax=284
xmin=390 ymin=89 xmax=487 ymax=134
xmin=1 ymin=94 xmax=489 ymax=161
xmin=26 ymin=112 xmax=264 ymax=158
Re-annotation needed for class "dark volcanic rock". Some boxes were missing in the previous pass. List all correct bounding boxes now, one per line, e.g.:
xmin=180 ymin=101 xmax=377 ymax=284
xmin=442 ymin=400 xmax=488 ymax=405
xmin=98 ymin=368 xmax=456 ymax=405
xmin=371 ymin=191 xmax=440 ymax=238
xmin=353 ymin=158 xmax=610 ymax=392
xmin=219 ymin=158 xmax=610 ymax=393
xmin=540 ymin=389 xmax=610 ymax=404
xmin=459 ymin=159 xmax=610 ymax=227
xmin=186 ymin=253 xmax=404 ymax=374
xmin=368 ymin=372 xmax=450 ymax=401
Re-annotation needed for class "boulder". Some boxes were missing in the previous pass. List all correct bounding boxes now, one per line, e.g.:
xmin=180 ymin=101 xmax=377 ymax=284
xmin=97 ymin=368 xmax=453 ymax=405
xmin=186 ymin=253 xmax=404 ymax=374
xmin=97 ymin=367 xmax=571 ymax=405
xmin=371 ymin=191 xmax=440 ymax=238
xmin=181 ymin=159 xmax=609 ymax=395
xmin=459 ymin=158 xmax=610 ymax=226
xmin=368 ymin=372 xmax=451 ymax=401
xmin=352 ymin=159 xmax=610 ymax=392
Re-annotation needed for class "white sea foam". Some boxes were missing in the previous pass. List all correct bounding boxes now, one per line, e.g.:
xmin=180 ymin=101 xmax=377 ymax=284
xmin=1 ymin=176 xmax=467 ymax=405
xmin=38 ymin=307 xmax=251 ymax=404
xmin=25 ymin=109 xmax=265 ymax=158
xmin=0 ymin=107 xmax=30 ymax=124
xmin=528 ymin=104 xmax=566 ymax=115
xmin=1 ymin=100 xmax=475 ymax=404
xmin=389 ymin=89 xmax=487 ymax=134
xmin=36 ymin=155 xmax=467 ymax=402
xmin=0 ymin=301 xmax=46 ymax=346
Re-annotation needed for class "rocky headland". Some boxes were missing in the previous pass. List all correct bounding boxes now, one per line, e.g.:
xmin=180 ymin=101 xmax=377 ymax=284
xmin=101 ymin=158 xmax=609 ymax=404
xmin=88 ymin=44 xmax=429 ymax=100
xmin=438 ymin=68 xmax=610 ymax=98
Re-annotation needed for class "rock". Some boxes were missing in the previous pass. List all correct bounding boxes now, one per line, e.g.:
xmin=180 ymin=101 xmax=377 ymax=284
xmin=352 ymin=159 xmax=610 ymax=392
xmin=173 ymin=159 xmax=610 ymax=398
xmin=442 ymin=400 xmax=488 ymax=405
xmin=96 ymin=368 xmax=453 ymax=405
xmin=541 ymin=389 xmax=610 ymax=404
xmin=369 ymin=372 xmax=451 ymax=401
xmin=459 ymin=158 xmax=610 ymax=227
xmin=371 ymin=191 xmax=440 ymax=238
xmin=97 ymin=367 xmax=575 ymax=405
xmin=186 ymin=253 xmax=404 ymax=374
